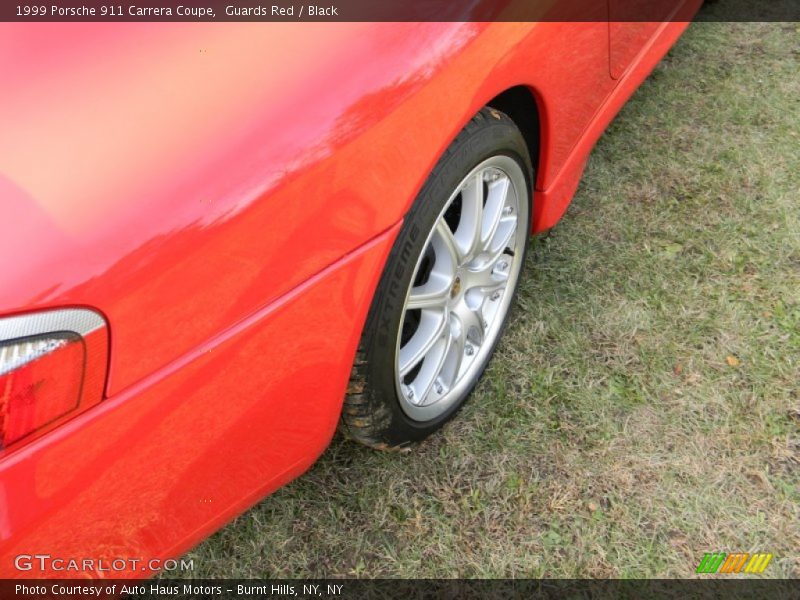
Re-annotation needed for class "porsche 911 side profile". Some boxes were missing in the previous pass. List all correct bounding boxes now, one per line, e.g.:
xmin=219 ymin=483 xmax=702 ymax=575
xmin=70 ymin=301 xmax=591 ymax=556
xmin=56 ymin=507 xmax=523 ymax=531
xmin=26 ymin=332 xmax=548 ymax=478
xmin=0 ymin=2 xmax=701 ymax=577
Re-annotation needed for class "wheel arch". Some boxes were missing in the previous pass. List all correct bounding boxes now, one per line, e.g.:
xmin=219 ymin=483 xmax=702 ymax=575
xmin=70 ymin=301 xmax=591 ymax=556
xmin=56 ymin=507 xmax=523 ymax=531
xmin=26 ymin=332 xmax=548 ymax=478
xmin=485 ymin=85 xmax=542 ymax=190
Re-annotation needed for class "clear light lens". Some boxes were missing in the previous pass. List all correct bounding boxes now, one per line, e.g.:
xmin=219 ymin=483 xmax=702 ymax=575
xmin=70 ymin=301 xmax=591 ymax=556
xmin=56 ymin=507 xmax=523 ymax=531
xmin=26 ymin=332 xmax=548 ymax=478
xmin=0 ymin=337 xmax=70 ymax=375
xmin=0 ymin=333 xmax=85 ymax=449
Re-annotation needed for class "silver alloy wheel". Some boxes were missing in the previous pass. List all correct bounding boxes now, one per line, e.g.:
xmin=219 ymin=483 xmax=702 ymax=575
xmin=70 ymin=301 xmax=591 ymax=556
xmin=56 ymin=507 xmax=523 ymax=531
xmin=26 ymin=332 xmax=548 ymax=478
xmin=394 ymin=155 xmax=529 ymax=421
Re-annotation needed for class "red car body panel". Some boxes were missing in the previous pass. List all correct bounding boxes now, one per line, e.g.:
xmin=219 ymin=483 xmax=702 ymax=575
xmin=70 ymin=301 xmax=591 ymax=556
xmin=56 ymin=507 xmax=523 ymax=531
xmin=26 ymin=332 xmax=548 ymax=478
xmin=0 ymin=4 xmax=700 ymax=577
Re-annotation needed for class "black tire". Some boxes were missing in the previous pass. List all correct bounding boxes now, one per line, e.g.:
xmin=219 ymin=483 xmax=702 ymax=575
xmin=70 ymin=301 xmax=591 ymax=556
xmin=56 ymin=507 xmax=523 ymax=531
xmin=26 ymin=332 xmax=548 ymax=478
xmin=340 ymin=108 xmax=533 ymax=449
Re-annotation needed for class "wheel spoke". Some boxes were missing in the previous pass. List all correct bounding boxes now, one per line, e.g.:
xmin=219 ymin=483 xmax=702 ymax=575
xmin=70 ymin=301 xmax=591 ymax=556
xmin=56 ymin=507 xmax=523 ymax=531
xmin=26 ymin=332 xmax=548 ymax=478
xmin=407 ymin=272 xmax=452 ymax=310
xmin=454 ymin=304 xmax=485 ymax=347
xmin=467 ymin=259 xmax=506 ymax=290
xmin=467 ymin=278 xmax=506 ymax=304
xmin=432 ymin=219 xmax=460 ymax=270
xmin=485 ymin=214 xmax=517 ymax=262
xmin=455 ymin=172 xmax=484 ymax=260
xmin=417 ymin=333 xmax=452 ymax=406
xmin=463 ymin=249 xmax=513 ymax=303
xmin=480 ymin=176 xmax=510 ymax=252
xmin=444 ymin=321 xmax=467 ymax=386
xmin=398 ymin=309 xmax=449 ymax=376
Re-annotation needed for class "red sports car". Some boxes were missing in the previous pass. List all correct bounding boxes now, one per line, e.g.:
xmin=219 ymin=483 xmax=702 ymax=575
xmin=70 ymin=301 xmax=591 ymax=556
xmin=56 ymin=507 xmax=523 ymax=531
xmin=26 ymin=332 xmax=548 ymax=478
xmin=0 ymin=2 xmax=701 ymax=577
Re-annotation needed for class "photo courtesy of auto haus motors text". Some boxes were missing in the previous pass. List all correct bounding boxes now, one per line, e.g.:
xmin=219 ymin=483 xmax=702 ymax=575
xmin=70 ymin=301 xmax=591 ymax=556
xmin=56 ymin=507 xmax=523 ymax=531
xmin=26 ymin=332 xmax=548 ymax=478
xmin=13 ymin=583 xmax=346 ymax=597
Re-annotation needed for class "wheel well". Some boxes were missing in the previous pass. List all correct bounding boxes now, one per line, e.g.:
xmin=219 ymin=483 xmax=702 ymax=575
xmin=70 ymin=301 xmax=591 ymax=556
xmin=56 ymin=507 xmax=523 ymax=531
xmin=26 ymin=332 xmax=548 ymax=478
xmin=486 ymin=86 xmax=541 ymax=179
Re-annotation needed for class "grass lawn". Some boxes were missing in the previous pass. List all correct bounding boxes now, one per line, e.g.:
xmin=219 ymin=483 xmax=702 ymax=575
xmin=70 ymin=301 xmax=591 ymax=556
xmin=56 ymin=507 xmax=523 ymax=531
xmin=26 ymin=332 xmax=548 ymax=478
xmin=184 ymin=16 xmax=799 ymax=578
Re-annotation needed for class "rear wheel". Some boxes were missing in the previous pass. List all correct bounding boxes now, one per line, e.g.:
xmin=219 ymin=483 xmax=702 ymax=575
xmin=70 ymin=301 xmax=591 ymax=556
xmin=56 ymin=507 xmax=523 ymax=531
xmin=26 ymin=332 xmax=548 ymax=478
xmin=341 ymin=108 xmax=532 ymax=448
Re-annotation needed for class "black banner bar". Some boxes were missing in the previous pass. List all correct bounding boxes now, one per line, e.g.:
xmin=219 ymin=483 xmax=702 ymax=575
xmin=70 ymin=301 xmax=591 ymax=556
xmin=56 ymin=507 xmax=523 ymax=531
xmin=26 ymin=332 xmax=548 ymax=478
xmin=2 ymin=0 xmax=800 ymax=22
xmin=2 ymin=579 xmax=800 ymax=600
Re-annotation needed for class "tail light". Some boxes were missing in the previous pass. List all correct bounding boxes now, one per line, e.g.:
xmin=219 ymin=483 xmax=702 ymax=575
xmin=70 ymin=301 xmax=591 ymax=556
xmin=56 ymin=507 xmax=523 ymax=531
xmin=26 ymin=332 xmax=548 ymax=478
xmin=0 ymin=308 xmax=108 ymax=454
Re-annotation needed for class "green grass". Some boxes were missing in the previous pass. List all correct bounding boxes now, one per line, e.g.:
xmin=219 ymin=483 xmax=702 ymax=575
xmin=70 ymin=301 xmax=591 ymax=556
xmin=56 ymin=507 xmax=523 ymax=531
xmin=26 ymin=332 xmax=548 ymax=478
xmin=183 ymin=19 xmax=799 ymax=578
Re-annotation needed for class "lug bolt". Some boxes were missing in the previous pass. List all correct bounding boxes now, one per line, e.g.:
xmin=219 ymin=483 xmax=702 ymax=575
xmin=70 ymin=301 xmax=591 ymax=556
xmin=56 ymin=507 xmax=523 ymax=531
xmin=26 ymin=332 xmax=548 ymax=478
xmin=407 ymin=388 xmax=415 ymax=399
xmin=435 ymin=382 xmax=444 ymax=394
xmin=465 ymin=344 xmax=474 ymax=356
xmin=503 ymin=206 xmax=513 ymax=215
xmin=491 ymin=291 xmax=500 ymax=301
xmin=497 ymin=260 xmax=508 ymax=272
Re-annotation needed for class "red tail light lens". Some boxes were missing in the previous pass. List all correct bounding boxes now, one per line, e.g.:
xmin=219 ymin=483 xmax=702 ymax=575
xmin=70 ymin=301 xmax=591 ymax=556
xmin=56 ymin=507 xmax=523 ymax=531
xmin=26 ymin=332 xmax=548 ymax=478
xmin=0 ymin=309 xmax=108 ymax=454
